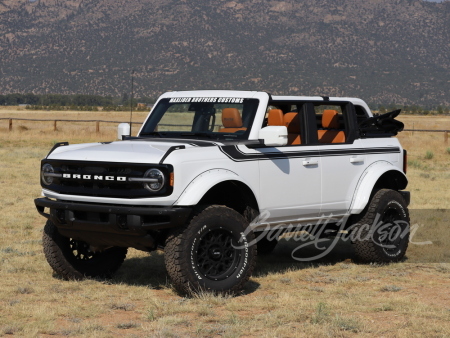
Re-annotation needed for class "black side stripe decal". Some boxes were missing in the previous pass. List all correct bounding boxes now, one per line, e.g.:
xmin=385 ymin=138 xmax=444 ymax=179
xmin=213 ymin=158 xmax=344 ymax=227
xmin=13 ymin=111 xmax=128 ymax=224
xmin=219 ymin=146 xmax=400 ymax=162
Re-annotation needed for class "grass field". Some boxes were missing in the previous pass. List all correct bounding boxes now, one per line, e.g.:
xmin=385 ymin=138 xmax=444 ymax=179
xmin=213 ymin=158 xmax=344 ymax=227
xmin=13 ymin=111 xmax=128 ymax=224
xmin=0 ymin=109 xmax=449 ymax=337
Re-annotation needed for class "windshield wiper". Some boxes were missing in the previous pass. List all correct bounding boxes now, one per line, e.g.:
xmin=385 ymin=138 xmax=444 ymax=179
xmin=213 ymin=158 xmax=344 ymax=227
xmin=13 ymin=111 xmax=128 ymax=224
xmin=180 ymin=132 xmax=214 ymax=139
xmin=139 ymin=131 xmax=165 ymax=137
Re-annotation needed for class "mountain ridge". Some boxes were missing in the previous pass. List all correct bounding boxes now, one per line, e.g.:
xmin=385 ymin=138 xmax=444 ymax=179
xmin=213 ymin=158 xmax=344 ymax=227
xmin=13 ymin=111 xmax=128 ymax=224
xmin=0 ymin=0 xmax=449 ymax=106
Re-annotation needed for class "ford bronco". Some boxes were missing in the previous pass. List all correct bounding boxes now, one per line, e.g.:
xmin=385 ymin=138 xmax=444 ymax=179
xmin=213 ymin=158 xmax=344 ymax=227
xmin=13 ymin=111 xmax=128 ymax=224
xmin=35 ymin=90 xmax=410 ymax=295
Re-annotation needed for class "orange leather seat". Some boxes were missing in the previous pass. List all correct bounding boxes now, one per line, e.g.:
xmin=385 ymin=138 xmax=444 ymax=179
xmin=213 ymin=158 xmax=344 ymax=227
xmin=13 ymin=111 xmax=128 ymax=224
xmin=284 ymin=112 xmax=301 ymax=145
xmin=318 ymin=109 xmax=346 ymax=143
xmin=267 ymin=109 xmax=284 ymax=126
xmin=219 ymin=108 xmax=247 ymax=133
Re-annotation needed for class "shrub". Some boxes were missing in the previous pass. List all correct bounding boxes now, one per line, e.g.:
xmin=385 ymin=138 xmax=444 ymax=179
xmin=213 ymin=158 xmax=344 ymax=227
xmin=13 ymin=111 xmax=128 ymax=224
xmin=311 ymin=302 xmax=330 ymax=324
xmin=116 ymin=322 xmax=139 ymax=329
xmin=381 ymin=285 xmax=403 ymax=292
xmin=408 ymin=159 xmax=422 ymax=169
xmin=333 ymin=316 xmax=361 ymax=332
xmin=425 ymin=151 xmax=434 ymax=160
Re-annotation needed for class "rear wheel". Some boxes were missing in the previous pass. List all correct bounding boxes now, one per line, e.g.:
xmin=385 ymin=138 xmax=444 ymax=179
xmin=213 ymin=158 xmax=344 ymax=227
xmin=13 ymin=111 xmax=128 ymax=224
xmin=352 ymin=189 xmax=410 ymax=263
xmin=43 ymin=220 xmax=128 ymax=280
xmin=164 ymin=205 xmax=257 ymax=295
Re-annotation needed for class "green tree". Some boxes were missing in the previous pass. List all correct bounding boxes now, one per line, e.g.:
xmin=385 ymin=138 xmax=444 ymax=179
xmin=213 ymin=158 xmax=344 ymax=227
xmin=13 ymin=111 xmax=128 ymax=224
xmin=121 ymin=93 xmax=129 ymax=105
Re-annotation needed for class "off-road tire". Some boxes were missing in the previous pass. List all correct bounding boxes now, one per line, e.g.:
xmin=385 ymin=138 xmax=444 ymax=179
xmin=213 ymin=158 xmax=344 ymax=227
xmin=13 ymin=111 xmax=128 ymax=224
xmin=164 ymin=205 xmax=257 ymax=295
xmin=43 ymin=220 xmax=128 ymax=280
xmin=352 ymin=189 xmax=410 ymax=263
xmin=255 ymin=234 xmax=278 ymax=255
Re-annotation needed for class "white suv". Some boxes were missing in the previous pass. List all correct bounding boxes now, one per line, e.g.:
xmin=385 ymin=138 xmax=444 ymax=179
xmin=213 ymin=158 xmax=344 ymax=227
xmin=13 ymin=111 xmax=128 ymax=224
xmin=35 ymin=90 xmax=410 ymax=295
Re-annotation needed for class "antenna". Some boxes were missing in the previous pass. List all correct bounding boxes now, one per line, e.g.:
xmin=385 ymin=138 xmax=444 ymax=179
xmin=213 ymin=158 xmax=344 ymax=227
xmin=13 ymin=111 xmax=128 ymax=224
xmin=129 ymin=69 xmax=134 ymax=136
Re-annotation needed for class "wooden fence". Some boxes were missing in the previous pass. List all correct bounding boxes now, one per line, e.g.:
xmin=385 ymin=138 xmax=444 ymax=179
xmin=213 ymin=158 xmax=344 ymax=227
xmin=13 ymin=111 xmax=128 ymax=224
xmin=1 ymin=117 xmax=449 ymax=143
xmin=403 ymin=129 xmax=449 ymax=143
xmin=0 ymin=117 xmax=142 ymax=133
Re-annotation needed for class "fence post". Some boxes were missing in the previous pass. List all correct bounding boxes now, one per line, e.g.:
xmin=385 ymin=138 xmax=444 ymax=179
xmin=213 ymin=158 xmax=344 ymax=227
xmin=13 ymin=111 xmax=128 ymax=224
xmin=96 ymin=121 xmax=100 ymax=133
xmin=9 ymin=119 xmax=12 ymax=131
xmin=445 ymin=131 xmax=448 ymax=144
xmin=54 ymin=120 xmax=57 ymax=131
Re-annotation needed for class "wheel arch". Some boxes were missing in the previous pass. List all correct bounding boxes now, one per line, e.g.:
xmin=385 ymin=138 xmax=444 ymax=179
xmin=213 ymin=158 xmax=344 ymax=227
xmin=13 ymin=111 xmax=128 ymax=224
xmin=349 ymin=161 xmax=408 ymax=215
xmin=173 ymin=169 xmax=260 ymax=217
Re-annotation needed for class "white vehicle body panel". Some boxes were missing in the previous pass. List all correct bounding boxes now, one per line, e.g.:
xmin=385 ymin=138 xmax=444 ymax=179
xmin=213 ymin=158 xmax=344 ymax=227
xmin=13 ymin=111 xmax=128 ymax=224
xmin=319 ymin=138 xmax=402 ymax=216
xmin=349 ymin=160 xmax=406 ymax=214
xmin=240 ymin=144 xmax=322 ymax=223
xmin=174 ymin=168 xmax=258 ymax=206
xmin=40 ymin=90 xmax=407 ymax=231
xmin=48 ymin=140 xmax=197 ymax=164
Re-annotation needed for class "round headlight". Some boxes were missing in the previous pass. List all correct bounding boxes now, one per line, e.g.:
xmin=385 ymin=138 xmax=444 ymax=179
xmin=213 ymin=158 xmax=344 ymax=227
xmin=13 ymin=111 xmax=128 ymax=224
xmin=41 ymin=163 xmax=55 ymax=186
xmin=143 ymin=169 xmax=165 ymax=192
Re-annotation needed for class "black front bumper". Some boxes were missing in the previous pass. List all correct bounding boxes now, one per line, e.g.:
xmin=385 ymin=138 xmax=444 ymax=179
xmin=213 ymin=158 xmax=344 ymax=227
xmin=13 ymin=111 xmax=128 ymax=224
xmin=35 ymin=198 xmax=192 ymax=250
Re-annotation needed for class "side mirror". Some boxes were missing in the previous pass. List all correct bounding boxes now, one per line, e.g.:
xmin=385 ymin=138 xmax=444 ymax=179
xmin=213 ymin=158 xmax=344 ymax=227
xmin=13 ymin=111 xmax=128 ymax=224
xmin=117 ymin=123 xmax=130 ymax=140
xmin=258 ymin=126 xmax=288 ymax=147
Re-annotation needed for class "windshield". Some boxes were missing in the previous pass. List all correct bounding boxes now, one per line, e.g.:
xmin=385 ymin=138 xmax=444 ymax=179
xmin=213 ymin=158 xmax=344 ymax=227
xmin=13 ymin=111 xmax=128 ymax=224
xmin=139 ymin=97 xmax=259 ymax=140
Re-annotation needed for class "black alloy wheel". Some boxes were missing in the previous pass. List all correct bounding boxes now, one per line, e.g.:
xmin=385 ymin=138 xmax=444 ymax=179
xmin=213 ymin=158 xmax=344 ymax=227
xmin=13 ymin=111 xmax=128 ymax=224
xmin=165 ymin=205 xmax=257 ymax=295
xmin=195 ymin=228 xmax=240 ymax=281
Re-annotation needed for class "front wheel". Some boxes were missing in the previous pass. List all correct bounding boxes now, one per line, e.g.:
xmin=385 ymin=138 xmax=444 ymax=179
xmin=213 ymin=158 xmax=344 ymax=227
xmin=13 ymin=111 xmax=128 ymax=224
xmin=164 ymin=205 xmax=257 ymax=295
xmin=43 ymin=220 xmax=128 ymax=280
xmin=352 ymin=189 xmax=410 ymax=263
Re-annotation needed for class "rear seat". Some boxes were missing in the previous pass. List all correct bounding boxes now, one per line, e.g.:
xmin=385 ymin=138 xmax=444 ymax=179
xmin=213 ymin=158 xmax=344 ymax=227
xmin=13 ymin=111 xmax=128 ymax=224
xmin=318 ymin=110 xmax=346 ymax=143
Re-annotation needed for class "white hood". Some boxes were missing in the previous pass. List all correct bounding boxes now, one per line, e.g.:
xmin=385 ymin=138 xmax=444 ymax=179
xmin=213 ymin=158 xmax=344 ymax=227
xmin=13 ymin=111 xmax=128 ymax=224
xmin=47 ymin=140 xmax=198 ymax=164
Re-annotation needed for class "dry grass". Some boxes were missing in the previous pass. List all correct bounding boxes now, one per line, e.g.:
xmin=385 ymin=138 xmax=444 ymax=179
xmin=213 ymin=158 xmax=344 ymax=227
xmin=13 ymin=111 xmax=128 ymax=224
xmin=396 ymin=115 xmax=450 ymax=209
xmin=0 ymin=111 xmax=449 ymax=337
xmin=0 ymin=107 xmax=149 ymax=142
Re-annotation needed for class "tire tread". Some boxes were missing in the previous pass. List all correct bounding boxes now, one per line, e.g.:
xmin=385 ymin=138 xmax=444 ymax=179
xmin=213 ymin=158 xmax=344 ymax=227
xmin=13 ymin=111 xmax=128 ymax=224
xmin=352 ymin=189 xmax=409 ymax=263
xmin=42 ymin=220 xmax=127 ymax=280
xmin=165 ymin=205 xmax=256 ymax=295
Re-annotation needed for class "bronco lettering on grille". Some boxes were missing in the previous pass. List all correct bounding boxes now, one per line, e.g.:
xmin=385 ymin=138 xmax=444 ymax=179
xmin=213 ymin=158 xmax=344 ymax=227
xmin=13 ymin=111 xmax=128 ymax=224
xmin=62 ymin=173 xmax=127 ymax=181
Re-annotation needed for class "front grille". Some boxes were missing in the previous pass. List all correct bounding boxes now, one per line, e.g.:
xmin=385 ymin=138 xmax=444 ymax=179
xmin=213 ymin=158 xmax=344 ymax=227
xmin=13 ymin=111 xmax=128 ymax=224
xmin=41 ymin=160 xmax=173 ymax=198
